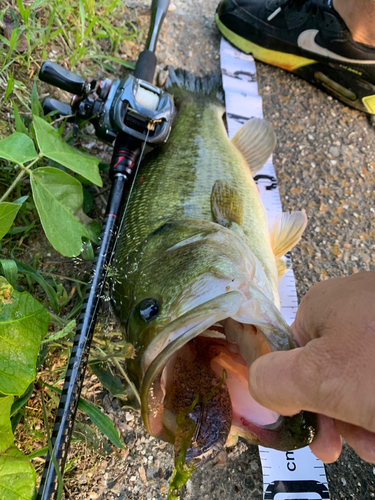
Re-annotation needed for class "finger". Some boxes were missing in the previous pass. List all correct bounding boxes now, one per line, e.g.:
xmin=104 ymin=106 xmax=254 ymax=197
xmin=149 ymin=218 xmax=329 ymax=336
xmin=309 ymin=414 xmax=342 ymax=463
xmin=335 ymin=420 xmax=375 ymax=464
xmin=249 ymin=343 xmax=338 ymax=415
xmin=249 ymin=338 xmax=375 ymax=434
xmin=292 ymin=273 xmax=375 ymax=347
xmin=249 ymin=348 xmax=307 ymax=415
xmin=290 ymin=278 xmax=342 ymax=346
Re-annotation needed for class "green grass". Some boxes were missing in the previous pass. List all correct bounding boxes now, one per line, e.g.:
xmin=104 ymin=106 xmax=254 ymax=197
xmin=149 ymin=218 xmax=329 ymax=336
xmin=1 ymin=0 xmax=139 ymax=70
xmin=0 ymin=0 xmax=141 ymax=121
xmin=0 ymin=1 xmax=145 ymax=493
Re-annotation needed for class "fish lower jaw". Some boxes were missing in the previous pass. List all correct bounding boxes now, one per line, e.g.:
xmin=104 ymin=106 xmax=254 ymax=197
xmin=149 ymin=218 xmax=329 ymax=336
xmin=143 ymin=316 xmax=316 ymax=458
xmin=146 ymin=320 xmax=283 ymax=447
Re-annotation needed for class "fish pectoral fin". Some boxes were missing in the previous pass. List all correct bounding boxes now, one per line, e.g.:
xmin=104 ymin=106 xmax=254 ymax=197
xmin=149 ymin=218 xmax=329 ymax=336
xmin=211 ymin=180 xmax=243 ymax=227
xmin=276 ymin=256 xmax=291 ymax=278
xmin=230 ymin=117 xmax=276 ymax=175
xmin=269 ymin=211 xmax=307 ymax=261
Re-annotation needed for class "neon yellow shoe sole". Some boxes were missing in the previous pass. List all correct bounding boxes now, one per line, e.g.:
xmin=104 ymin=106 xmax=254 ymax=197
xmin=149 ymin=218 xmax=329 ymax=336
xmin=215 ymin=14 xmax=375 ymax=114
xmin=216 ymin=14 xmax=316 ymax=72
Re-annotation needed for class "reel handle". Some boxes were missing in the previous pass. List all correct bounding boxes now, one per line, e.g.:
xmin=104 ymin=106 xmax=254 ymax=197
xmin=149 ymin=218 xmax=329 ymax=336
xmin=39 ymin=61 xmax=86 ymax=95
xmin=41 ymin=97 xmax=73 ymax=119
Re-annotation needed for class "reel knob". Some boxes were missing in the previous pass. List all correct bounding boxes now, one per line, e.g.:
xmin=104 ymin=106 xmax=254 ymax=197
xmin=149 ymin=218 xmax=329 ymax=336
xmin=39 ymin=61 xmax=87 ymax=96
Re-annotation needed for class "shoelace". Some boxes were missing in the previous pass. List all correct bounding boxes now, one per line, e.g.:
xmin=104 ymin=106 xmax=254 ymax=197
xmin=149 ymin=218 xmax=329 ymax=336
xmin=267 ymin=0 xmax=327 ymax=21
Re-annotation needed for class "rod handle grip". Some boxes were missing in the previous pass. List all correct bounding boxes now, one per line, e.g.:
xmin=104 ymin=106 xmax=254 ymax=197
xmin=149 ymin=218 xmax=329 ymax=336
xmin=134 ymin=50 xmax=157 ymax=83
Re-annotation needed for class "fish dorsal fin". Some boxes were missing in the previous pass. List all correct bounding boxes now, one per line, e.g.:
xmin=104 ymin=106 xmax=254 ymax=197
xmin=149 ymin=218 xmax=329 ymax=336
xmin=231 ymin=117 xmax=276 ymax=175
xmin=211 ymin=180 xmax=243 ymax=227
xmin=269 ymin=211 xmax=307 ymax=261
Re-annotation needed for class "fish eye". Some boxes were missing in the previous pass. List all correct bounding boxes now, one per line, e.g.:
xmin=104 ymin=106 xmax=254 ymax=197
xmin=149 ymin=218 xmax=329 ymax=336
xmin=139 ymin=298 xmax=159 ymax=322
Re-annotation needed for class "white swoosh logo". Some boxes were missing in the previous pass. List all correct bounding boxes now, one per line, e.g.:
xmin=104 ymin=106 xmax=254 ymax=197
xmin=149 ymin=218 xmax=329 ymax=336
xmin=297 ymin=29 xmax=375 ymax=64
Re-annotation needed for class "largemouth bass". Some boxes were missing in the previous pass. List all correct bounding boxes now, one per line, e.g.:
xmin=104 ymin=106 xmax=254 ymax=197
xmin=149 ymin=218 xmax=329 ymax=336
xmin=112 ymin=69 xmax=315 ymax=473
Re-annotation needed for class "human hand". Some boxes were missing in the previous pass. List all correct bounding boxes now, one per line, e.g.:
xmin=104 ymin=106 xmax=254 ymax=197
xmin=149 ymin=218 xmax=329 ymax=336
xmin=249 ymin=272 xmax=375 ymax=463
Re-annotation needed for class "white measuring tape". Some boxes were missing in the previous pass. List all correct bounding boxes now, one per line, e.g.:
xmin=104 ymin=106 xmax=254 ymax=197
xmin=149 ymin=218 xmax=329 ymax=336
xmin=220 ymin=38 xmax=330 ymax=500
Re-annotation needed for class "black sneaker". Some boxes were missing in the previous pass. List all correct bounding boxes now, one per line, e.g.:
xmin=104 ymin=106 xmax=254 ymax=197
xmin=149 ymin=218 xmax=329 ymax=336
xmin=216 ymin=0 xmax=375 ymax=114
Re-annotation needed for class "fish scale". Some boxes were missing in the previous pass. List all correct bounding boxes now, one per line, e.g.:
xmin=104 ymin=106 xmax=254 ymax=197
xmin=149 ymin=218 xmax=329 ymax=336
xmin=115 ymin=82 xmax=278 ymax=304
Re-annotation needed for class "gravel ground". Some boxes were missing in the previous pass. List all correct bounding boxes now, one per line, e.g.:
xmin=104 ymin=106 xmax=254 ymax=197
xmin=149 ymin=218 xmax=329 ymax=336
xmin=65 ymin=0 xmax=375 ymax=498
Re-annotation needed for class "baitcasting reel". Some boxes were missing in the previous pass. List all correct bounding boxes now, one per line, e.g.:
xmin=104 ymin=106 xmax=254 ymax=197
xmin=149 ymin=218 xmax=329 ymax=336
xmin=39 ymin=60 xmax=174 ymax=144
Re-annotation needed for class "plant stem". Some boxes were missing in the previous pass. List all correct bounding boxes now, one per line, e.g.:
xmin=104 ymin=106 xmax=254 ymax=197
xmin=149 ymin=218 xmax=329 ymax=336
xmin=112 ymin=358 xmax=141 ymax=407
xmin=0 ymin=155 xmax=41 ymax=203
xmin=39 ymin=271 xmax=87 ymax=285
xmin=0 ymin=170 xmax=26 ymax=203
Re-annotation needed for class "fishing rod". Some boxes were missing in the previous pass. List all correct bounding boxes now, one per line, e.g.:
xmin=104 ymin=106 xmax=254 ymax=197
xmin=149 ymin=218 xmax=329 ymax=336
xmin=36 ymin=1 xmax=173 ymax=498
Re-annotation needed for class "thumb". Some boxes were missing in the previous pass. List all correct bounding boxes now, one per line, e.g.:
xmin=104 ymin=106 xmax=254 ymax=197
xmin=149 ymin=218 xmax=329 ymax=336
xmin=249 ymin=348 xmax=308 ymax=416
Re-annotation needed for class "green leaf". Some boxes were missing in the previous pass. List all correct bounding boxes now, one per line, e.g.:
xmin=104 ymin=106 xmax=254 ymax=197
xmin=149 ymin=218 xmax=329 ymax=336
xmin=4 ymin=72 xmax=15 ymax=101
xmin=56 ymin=283 xmax=70 ymax=308
xmin=0 ymin=277 xmax=49 ymax=396
xmin=81 ymin=218 xmax=100 ymax=243
xmin=80 ymin=239 xmax=94 ymax=260
xmin=25 ymin=447 xmax=48 ymax=460
xmin=0 ymin=394 xmax=36 ymax=498
xmin=12 ymin=101 xmax=28 ymax=135
xmin=0 ymin=259 xmax=18 ymax=288
xmin=30 ymin=0 xmax=50 ymax=9
xmin=0 ymin=447 xmax=36 ymax=500
xmin=16 ymin=0 xmax=26 ymax=21
xmin=90 ymin=54 xmax=135 ymax=70
xmin=89 ymin=362 xmax=126 ymax=400
xmin=6 ymin=223 xmax=35 ymax=236
xmin=0 ymin=395 xmax=15 ymax=452
xmin=36 ymin=344 xmax=49 ymax=373
xmin=30 ymin=83 xmax=43 ymax=118
xmin=79 ymin=0 xmax=85 ymax=42
xmin=30 ymin=167 xmax=99 ymax=257
xmin=0 ymin=203 xmax=21 ymax=240
xmin=82 ymin=188 xmax=93 ymax=214
xmin=44 ymin=383 xmax=125 ymax=450
xmin=73 ymin=421 xmax=112 ymax=456
xmin=13 ymin=195 xmax=29 ymax=205
xmin=0 ymin=133 xmax=37 ymax=165
xmin=78 ymin=399 xmax=124 ymax=450
xmin=101 ymin=62 xmax=117 ymax=73
xmin=13 ymin=259 xmax=59 ymax=314
xmin=10 ymin=383 xmax=33 ymax=417
xmin=0 ymin=35 xmax=10 ymax=47
xmin=11 ymin=411 xmax=23 ymax=434
xmin=2 ymin=28 xmax=21 ymax=69
xmin=32 ymin=116 xmax=102 ymax=186
xmin=41 ymin=319 xmax=75 ymax=344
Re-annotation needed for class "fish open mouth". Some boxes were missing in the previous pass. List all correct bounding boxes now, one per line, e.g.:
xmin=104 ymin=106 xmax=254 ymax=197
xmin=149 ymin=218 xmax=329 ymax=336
xmin=141 ymin=292 xmax=315 ymax=465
